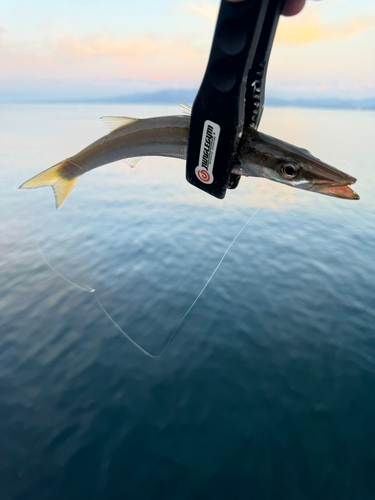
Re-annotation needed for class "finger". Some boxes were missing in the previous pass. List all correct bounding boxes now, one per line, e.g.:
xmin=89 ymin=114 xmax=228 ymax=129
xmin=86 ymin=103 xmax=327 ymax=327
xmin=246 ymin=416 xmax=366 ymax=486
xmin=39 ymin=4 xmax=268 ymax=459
xmin=282 ymin=0 xmax=306 ymax=16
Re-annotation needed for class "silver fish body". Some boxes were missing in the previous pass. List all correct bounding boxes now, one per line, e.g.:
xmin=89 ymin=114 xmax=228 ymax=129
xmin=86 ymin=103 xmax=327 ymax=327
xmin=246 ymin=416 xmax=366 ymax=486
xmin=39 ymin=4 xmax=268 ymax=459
xmin=20 ymin=114 xmax=359 ymax=208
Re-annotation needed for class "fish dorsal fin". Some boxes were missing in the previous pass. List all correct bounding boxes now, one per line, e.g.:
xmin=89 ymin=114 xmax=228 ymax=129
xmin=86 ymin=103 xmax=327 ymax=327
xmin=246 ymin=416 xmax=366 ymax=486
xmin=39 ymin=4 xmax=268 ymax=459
xmin=100 ymin=116 xmax=138 ymax=132
xmin=124 ymin=157 xmax=143 ymax=168
xmin=179 ymin=102 xmax=192 ymax=116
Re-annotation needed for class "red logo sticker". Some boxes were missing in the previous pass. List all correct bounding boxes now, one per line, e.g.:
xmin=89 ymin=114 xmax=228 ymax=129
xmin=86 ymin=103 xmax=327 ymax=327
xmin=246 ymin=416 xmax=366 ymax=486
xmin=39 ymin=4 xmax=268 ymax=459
xmin=196 ymin=169 xmax=211 ymax=183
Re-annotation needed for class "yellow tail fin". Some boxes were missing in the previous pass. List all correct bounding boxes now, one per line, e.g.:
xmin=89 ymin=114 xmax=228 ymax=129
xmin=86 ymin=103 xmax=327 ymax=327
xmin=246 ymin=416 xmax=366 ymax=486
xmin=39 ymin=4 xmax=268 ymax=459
xmin=19 ymin=160 xmax=79 ymax=209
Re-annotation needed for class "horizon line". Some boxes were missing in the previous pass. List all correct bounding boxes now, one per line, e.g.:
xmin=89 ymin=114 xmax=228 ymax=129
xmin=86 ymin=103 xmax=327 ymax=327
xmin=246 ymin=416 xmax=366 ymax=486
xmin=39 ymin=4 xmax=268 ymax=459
xmin=1 ymin=89 xmax=374 ymax=109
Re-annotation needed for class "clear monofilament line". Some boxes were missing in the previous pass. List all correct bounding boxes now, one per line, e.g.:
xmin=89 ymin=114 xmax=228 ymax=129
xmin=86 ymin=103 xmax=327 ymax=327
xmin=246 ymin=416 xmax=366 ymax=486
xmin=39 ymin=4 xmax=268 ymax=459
xmin=336 ymin=159 xmax=353 ymax=175
xmin=37 ymin=188 xmax=280 ymax=358
xmin=38 ymin=246 xmax=95 ymax=293
xmin=149 ymin=187 xmax=282 ymax=357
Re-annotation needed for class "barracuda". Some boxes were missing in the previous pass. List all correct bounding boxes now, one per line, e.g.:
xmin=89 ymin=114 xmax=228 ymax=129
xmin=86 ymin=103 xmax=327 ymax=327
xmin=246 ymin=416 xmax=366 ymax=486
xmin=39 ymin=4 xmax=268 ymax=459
xmin=20 ymin=112 xmax=359 ymax=209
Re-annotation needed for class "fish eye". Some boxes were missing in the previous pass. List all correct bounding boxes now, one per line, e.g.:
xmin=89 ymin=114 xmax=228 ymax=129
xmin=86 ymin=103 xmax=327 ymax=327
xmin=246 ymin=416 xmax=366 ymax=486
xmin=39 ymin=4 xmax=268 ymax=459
xmin=280 ymin=161 xmax=300 ymax=179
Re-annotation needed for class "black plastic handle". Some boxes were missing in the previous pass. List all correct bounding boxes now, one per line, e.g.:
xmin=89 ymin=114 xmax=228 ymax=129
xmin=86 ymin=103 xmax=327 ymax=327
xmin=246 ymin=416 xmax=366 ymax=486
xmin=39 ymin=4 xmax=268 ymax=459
xmin=244 ymin=0 xmax=284 ymax=129
xmin=186 ymin=0 xmax=283 ymax=199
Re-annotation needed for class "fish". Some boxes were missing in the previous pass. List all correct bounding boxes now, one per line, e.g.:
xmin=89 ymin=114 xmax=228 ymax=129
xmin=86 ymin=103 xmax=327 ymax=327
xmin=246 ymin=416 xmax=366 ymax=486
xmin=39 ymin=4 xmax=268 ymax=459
xmin=19 ymin=110 xmax=359 ymax=208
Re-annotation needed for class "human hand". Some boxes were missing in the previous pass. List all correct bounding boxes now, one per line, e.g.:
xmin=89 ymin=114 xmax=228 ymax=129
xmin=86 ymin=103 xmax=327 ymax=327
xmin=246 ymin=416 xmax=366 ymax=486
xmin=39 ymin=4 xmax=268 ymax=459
xmin=227 ymin=0 xmax=306 ymax=17
xmin=281 ymin=0 xmax=305 ymax=16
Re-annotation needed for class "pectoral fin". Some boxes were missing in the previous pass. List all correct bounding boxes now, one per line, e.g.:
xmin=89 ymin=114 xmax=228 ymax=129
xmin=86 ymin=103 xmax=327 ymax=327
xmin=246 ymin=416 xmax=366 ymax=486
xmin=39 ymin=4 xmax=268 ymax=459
xmin=124 ymin=157 xmax=143 ymax=168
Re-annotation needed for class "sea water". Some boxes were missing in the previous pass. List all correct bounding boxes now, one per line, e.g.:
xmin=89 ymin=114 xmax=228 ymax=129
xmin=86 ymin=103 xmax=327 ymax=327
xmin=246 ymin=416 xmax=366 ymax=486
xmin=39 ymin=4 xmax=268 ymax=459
xmin=0 ymin=104 xmax=375 ymax=499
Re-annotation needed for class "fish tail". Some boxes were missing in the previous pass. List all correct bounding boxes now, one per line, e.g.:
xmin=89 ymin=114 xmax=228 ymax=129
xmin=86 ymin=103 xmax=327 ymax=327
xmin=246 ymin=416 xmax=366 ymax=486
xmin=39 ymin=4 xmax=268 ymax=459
xmin=19 ymin=159 xmax=81 ymax=209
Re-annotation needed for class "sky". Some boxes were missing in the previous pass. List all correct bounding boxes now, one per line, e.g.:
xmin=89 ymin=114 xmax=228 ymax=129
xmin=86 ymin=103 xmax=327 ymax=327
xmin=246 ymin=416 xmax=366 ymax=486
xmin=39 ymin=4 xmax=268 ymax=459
xmin=1 ymin=0 xmax=374 ymax=101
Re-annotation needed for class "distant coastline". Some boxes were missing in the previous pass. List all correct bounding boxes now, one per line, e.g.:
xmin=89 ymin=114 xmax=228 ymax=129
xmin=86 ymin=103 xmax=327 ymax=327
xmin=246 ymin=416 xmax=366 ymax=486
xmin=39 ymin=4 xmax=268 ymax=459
xmin=1 ymin=88 xmax=374 ymax=110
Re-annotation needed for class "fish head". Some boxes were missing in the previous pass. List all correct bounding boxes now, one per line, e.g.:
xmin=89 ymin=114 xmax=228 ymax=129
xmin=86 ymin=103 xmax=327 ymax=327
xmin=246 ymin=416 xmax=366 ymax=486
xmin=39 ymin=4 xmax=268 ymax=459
xmin=238 ymin=130 xmax=359 ymax=200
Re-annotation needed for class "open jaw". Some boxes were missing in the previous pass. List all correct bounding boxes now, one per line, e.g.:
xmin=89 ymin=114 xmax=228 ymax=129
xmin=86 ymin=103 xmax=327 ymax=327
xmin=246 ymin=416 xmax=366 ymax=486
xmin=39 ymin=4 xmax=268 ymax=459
xmin=310 ymin=180 xmax=360 ymax=200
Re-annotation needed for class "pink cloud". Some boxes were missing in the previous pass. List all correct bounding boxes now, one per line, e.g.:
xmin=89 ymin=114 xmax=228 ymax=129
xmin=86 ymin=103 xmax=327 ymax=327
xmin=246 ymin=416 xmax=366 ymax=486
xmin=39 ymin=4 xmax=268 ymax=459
xmin=0 ymin=32 xmax=205 ymax=83
xmin=276 ymin=8 xmax=375 ymax=45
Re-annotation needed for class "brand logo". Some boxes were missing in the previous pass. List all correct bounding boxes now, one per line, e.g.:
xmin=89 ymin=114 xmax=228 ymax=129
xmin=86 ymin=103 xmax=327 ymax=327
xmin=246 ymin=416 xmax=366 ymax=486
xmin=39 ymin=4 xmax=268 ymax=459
xmin=195 ymin=120 xmax=220 ymax=185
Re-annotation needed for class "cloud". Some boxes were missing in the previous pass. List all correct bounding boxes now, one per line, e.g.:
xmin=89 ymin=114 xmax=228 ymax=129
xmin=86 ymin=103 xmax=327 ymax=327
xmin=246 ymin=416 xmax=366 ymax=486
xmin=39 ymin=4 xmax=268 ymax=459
xmin=364 ymin=78 xmax=375 ymax=89
xmin=49 ymin=33 xmax=199 ymax=63
xmin=186 ymin=1 xmax=218 ymax=21
xmin=276 ymin=9 xmax=375 ymax=45
xmin=185 ymin=1 xmax=375 ymax=45
xmin=1 ymin=3 xmax=373 ymax=99
xmin=0 ymin=32 xmax=204 ymax=83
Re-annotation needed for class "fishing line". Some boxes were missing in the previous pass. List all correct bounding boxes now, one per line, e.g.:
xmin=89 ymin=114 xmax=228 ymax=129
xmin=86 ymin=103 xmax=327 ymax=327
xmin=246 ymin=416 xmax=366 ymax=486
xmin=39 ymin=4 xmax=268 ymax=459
xmin=38 ymin=242 xmax=162 ymax=358
xmin=336 ymin=159 xmax=353 ymax=175
xmin=38 ymin=246 xmax=95 ymax=293
xmin=37 ymin=188 xmax=280 ymax=358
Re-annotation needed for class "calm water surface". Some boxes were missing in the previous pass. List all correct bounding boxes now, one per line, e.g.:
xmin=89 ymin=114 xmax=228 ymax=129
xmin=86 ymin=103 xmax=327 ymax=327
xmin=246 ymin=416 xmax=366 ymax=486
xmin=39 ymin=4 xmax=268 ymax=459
xmin=0 ymin=104 xmax=375 ymax=499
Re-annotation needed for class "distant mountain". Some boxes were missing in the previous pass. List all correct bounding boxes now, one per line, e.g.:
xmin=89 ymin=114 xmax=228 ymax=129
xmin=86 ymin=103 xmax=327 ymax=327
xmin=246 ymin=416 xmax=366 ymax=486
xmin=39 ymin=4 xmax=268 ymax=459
xmin=106 ymin=89 xmax=197 ymax=104
xmin=266 ymin=97 xmax=375 ymax=110
xmin=88 ymin=90 xmax=375 ymax=110
xmin=2 ymin=87 xmax=375 ymax=109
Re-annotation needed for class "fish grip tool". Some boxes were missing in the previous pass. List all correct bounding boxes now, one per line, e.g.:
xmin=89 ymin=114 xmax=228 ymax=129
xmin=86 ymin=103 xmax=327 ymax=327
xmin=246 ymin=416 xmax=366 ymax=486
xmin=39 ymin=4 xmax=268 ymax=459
xmin=186 ymin=0 xmax=284 ymax=198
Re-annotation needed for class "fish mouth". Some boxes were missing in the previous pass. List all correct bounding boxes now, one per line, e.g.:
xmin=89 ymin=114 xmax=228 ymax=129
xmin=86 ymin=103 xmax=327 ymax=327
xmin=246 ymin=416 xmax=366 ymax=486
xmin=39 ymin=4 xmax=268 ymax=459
xmin=311 ymin=178 xmax=360 ymax=200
